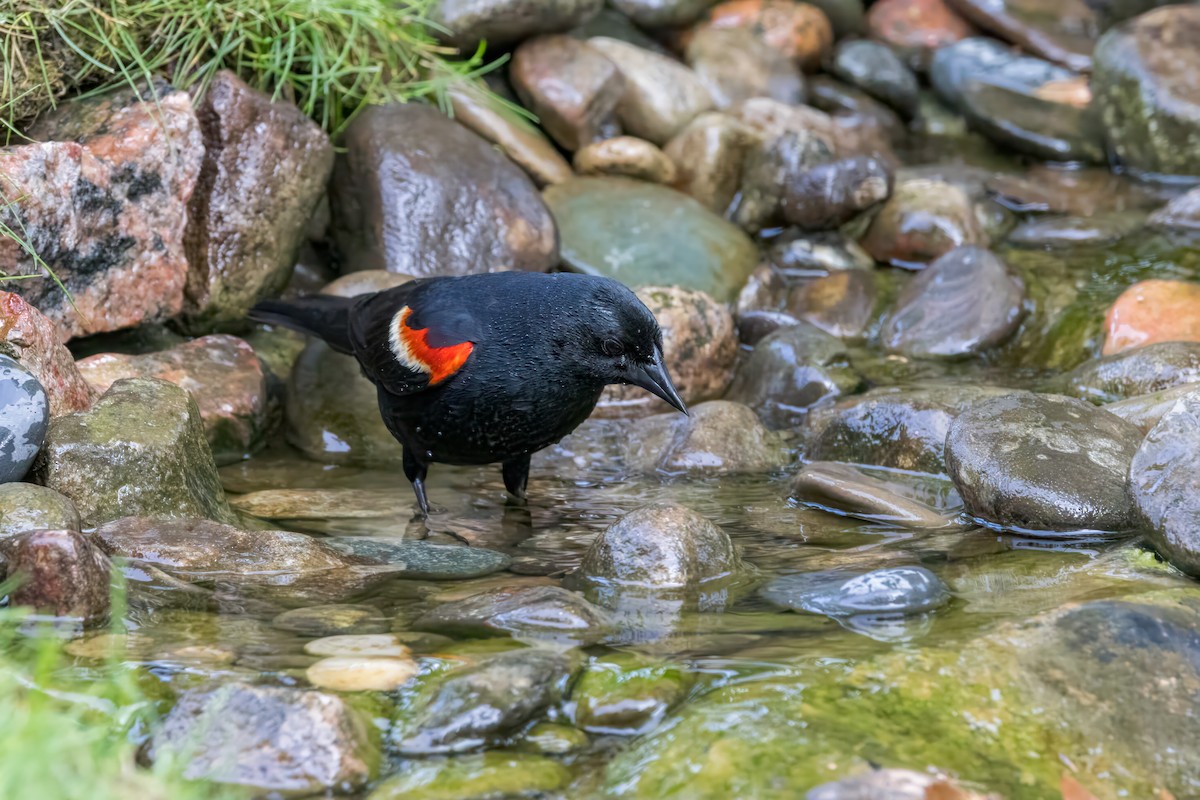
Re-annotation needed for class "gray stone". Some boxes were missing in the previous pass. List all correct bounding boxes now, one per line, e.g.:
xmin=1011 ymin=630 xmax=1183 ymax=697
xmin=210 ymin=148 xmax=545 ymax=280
xmin=39 ymin=378 xmax=235 ymax=526
xmin=609 ymin=0 xmax=716 ymax=26
xmin=393 ymin=648 xmax=580 ymax=755
xmin=726 ymin=323 xmax=863 ymax=428
xmin=1048 ymin=342 xmax=1200 ymax=403
xmin=432 ymin=0 xmax=601 ymax=49
xmin=1092 ymin=6 xmax=1200 ymax=178
xmin=762 ymin=566 xmax=950 ymax=616
xmin=544 ymin=177 xmax=757 ymax=303
xmin=1105 ymin=383 xmax=1199 ymax=433
xmin=322 ymin=538 xmax=512 ymax=580
xmin=931 ymin=37 xmax=1076 ymax=111
xmin=831 ymin=40 xmax=919 ymax=116
xmin=623 ymin=401 xmax=787 ymax=475
xmin=183 ymin=70 xmax=333 ymax=330
xmin=791 ymin=462 xmax=964 ymax=530
xmin=945 ymin=392 xmax=1142 ymax=533
xmin=1130 ymin=389 xmax=1200 ymax=576
xmin=881 ymin=246 xmax=1025 ymax=358
xmin=145 ymin=682 xmax=378 ymax=794
xmin=0 ymin=483 xmax=80 ymax=538
xmin=946 ymin=0 xmax=1096 ymax=72
xmin=329 ymin=104 xmax=558 ymax=279
xmin=413 ymin=585 xmax=611 ymax=645
xmin=0 ymin=355 xmax=48 ymax=483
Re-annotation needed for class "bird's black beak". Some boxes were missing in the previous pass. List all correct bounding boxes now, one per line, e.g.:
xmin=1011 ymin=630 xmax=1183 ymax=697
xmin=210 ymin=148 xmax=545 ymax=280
xmin=628 ymin=350 xmax=689 ymax=416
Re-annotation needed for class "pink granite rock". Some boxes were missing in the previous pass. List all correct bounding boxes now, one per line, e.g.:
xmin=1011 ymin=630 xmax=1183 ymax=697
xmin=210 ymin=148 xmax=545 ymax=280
xmin=0 ymin=291 xmax=95 ymax=415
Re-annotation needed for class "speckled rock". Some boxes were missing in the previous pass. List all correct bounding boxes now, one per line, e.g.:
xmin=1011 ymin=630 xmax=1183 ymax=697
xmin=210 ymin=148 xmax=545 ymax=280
xmin=1048 ymin=342 xmax=1200 ymax=403
xmin=726 ymin=323 xmax=863 ymax=427
xmin=0 ymin=292 xmax=96 ymax=415
xmin=624 ymin=400 xmax=787 ymax=474
xmin=0 ymin=355 xmax=48 ymax=483
xmin=545 ymin=178 xmax=758 ymax=302
xmin=75 ymin=335 xmax=268 ymax=464
xmin=3 ymin=529 xmax=111 ymax=626
xmin=182 ymin=70 xmax=333 ymax=330
xmin=4 ymin=83 xmax=202 ymax=339
xmin=1092 ymin=6 xmax=1200 ymax=178
xmin=1130 ymin=389 xmax=1200 ymax=576
xmin=781 ymin=156 xmax=893 ymax=231
xmin=393 ymin=648 xmax=580 ymax=754
xmin=860 ymin=178 xmax=988 ymax=267
xmin=511 ymin=35 xmax=625 ymax=152
xmin=831 ymin=39 xmax=919 ymax=116
xmin=39 ymin=379 xmax=235 ymax=526
xmin=145 ymin=682 xmax=378 ymax=794
xmin=574 ymin=136 xmax=677 ymax=183
xmin=685 ymin=26 xmax=805 ymax=110
xmin=790 ymin=463 xmax=962 ymax=529
xmin=0 ymin=483 xmax=80 ymax=538
xmin=588 ymin=37 xmax=715 ymax=146
xmin=699 ymin=0 xmax=834 ymax=70
xmin=447 ymin=81 xmax=573 ymax=187
xmin=329 ymin=104 xmax=558 ymax=278
xmin=866 ymin=0 xmax=976 ymax=69
xmin=597 ymin=286 xmax=736 ymax=416
xmin=413 ymin=585 xmax=610 ymax=645
xmin=432 ymin=0 xmax=601 ymax=49
xmin=663 ymin=113 xmax=755 ymax=213
xmin=881 ymin=246 xmax=1025 ymax=358
xmin=1103 ymin=280 xmax=1200 ymax=356
xmin=945 ymin=392 xmax=1141 ymax=533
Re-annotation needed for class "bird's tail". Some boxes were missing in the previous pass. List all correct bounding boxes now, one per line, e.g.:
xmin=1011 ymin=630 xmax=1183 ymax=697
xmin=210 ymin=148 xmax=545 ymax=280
xmin=248 ymin=295 xmax=358 ymax=355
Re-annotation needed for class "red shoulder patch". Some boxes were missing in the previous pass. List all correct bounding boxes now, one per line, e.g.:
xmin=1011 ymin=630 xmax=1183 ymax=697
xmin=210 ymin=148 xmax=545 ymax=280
xmin=389 ymin=306 xmax=474 ymax=385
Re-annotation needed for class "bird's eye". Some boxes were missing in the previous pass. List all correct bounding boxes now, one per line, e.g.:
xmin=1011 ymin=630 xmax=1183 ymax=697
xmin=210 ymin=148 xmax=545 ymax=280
xmin=602 ymin=338 xmax=624 ymax=357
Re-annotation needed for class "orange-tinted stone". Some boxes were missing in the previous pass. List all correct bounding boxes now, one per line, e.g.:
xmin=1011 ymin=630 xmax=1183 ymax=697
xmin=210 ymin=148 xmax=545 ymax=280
xmin=1104 ymin=279 xmax=1200 ymax=355
xmin=866 ymin=0 xmax=975 ymax=65
xmin=702 ymin=0 xmax=833 ymax=71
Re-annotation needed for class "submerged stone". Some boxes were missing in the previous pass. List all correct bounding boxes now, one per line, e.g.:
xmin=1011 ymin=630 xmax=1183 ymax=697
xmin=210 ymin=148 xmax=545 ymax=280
xmin=369 ymin=753 xmax=571 ymax=800
xmin=413 ymin=585 xmax=611 ymax=646
xmin=624 ymin=401 xmax=787 ymax=476
xmin=571 ymin=652 xmax=694 ymax=735
xmin=323 ymin=538 xmax=512 ymax=580
xmin=791 ymin=462 xmax=963 ymax=530
xmin=274 ymin=605 xmax=389 ymax=637
xmin=761 ymin=566 xmax=950 ymax=617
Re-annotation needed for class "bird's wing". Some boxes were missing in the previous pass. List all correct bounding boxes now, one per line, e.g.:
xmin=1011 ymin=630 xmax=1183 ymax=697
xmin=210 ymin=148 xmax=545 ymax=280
xmin=348 ymin=282 xmax=481 ymax=397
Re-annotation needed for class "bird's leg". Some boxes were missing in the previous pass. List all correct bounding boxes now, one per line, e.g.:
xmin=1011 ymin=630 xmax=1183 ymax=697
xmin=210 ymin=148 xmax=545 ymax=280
xmin=501 ymin=453 xmax=532 ymax=501
xmin=403 ymin=448 xmax=430 ymax=518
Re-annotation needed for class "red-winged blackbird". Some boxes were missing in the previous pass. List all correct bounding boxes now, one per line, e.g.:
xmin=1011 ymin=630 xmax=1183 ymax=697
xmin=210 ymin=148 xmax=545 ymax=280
xmin=251 ymin=271 xmax=688 ymax=515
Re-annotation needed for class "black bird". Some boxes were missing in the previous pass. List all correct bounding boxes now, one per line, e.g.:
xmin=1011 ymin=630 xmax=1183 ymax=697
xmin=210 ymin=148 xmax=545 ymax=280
xmin=251 ymin=271 xmax=688 ymax=515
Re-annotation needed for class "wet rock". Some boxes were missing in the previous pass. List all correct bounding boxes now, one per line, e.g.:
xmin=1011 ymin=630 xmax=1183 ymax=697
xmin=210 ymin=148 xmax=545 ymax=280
xmin=785 ymin=270 xmax=878 ymax=341
xmin=95 ymin=517 xmax=356 ymax=582
xmin=597 ymin=286 xmax=736 ymax=415
xmin=0 ymin=356 xmax=48 ymax=483
xmin=805 ymin=384 xmax=1012 ymax=474
xmin=685 ymin=27 xmax=806 ymax=110
xmin=734 ymin=98 xmax=840 ymax=156
xmin=726 ymin=323 xmax=863 ymax=427
xmin=587 ymin=37 xmax=715 ymax=145
xmin=0 ymin=292 xmax=96 ymax=415
xmin=511 ymin=35 xmax=625 ymax=152
xmin=574 ymin=136 xmax=677 ymax=183
xmin=1049 ymin=342 xmax=1200 ymax=403
xmin=932 ymin=37 xmax=1075 ymax=111
xmin=1005 ymin=211 xmax=1143 ymax=247
xmin=781 ymin=156 xmax=893 ymax=231
xmin=229 ymin=487 xmax=410 ymax=520
xmin=808 ymin=77 xmax=905 ymax=140
xmin=39 ymin=379 xmax=234 ymax=526
xmin=831 ymin=40 xmax=919 ymax=117
xmin=1103 ymin=279 xmax=1200 ymax=356
xmin=763 ymin=566 xmax=950 ymax=616
xmin=866 ymin=0 xmax=976 ymax=69
xmin=737 ymin=311 xmax=799 ymax=347
xmin=275 ymin=605 xmax=389 ymax=637
xmin=305 ymin=634 xmax=413 ymax=658
xmin=322 ymin=537 xmax=512 ymax=580
xmin=1130 ymin=389 xmax=1200 ymax=575
xmin=517 ymin=722 xmax=589 ymax=754
xmin=307 ymin=656 xmax=419 ymax=692
xmin=945 ymin=392 xmax=1141 ymax=533
xmin=808 ymin=769 xmax=985 ymax=800
xmin=448 ymin=81 xmax=573 ymax=188
xmin=329 ymin=104 xmax=557 ymax=278
xmin=1105 ymin=383 xmax=1198 ymax=434
xmin=182 ymin=70 xmax=333 ymax=330
xmin=571 ymin=652 xmax=694 ymax=734
xmin=663 ymin=113 xmax=754 ymax=213
xmin=393 ymin=648 xmax=580 ymax=754
xmin=370 ymin=753 xmax=571 ymax=799
xmin=611 ymin=0 xmax=718 ymax=27
xmin=145 ymin=682 xmax=378 ymax=794
xmin=700 ymin=0 xmax=834 ymax=70
xmin=75 ymin=335 xmax=268 ymax=465
xmin=432 ymin=0 xmax=600 ymax=49
xmin=4 ymin=83 xmax=202 ymax=339
xmin=860 ymin=178 xmax=988 ymax=267
xmin=1148 ymin=186 xmax=1200 ymax=231
xmin=735 ymin=128 xmax=834 ymax=233
xmin=413 ymin=585 xmax=611 ymax=645
xmin=791 ymin=463 xmax=963 ymax=529
xmin=624 ymin=401 xmax=787 ymax=475
xmin=767 ymin=230 xmax=875 ymax=275
xmin=1093 ymin=6 xmax=1200 ymax=179
xmin=578 ymin=502 xmax=744 ymax=593
xmin=0 ymin=483 xmax=80 ymax=538
xmin=4 ymin=529 xmax=111 ymax=626
xmin=881 ymin=246 xmax=1025 ymax=358
xmin=947 ymin=0 xmax=1096 ymax=72
xmin=546 ymin=178 xmax=757 ymax=302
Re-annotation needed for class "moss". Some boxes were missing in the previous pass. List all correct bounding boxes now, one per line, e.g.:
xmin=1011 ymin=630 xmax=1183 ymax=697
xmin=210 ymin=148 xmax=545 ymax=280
xmin=571 ymin=653 xmax=695 ymax=734
xmin=370 ymin=753 xmax=571 ymax=800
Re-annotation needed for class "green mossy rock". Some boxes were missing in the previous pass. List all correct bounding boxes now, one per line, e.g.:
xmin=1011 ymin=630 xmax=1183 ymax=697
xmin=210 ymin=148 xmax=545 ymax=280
xmin=571 ymin=652 xmax=694 ymax=735
xmin=370 ymin=752 xmax=571 ymax=800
